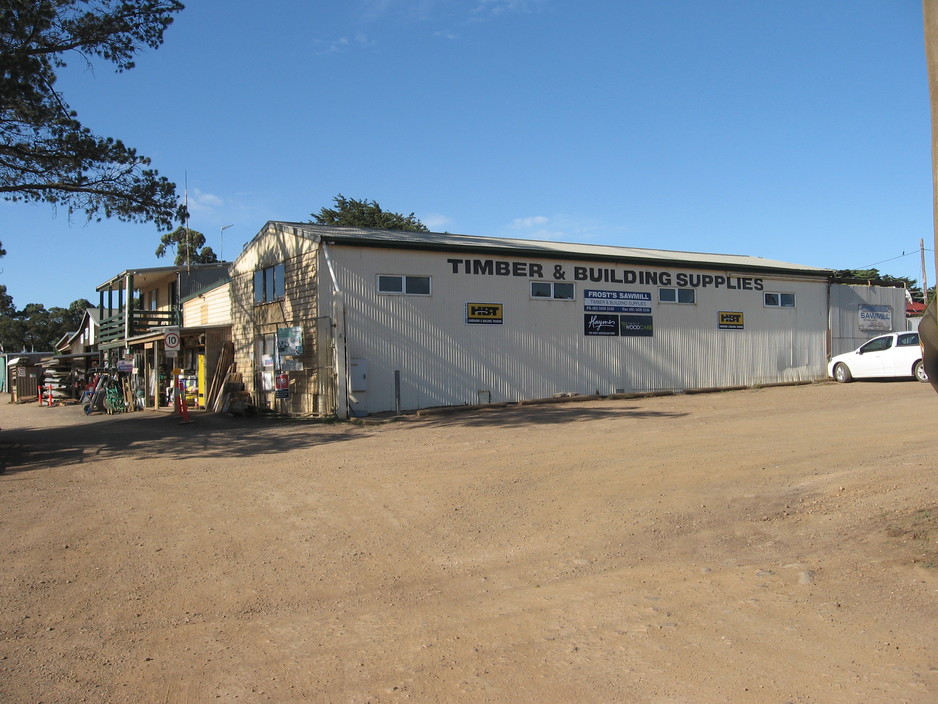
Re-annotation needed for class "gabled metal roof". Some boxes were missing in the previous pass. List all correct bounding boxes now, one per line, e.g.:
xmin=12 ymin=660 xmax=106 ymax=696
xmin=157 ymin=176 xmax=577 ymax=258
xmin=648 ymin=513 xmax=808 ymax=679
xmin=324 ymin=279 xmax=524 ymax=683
xmin=96 ymin=263 xmax=230 ymax=292
xmin=55 ymin=308 xmax=100 ymax=352
xmin=260 ymin=221 xmax=831 ymax=277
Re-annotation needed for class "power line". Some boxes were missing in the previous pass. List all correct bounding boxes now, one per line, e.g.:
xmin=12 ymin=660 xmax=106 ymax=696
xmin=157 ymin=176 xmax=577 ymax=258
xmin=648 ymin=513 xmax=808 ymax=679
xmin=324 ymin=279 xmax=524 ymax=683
xmin=859 ymin=247 xmax=934 ymax=270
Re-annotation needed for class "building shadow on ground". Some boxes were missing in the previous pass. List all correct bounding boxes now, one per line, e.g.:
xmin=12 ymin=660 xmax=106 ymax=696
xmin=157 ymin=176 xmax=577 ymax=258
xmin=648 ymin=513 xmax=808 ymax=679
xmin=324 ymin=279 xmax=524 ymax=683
xmin=0 ymin=401 xmax=689 ymax=475
xmin=0 ymin=411 xmax=358 ymax=475
xmin=368 ymin=401 xmax=689 ymax=429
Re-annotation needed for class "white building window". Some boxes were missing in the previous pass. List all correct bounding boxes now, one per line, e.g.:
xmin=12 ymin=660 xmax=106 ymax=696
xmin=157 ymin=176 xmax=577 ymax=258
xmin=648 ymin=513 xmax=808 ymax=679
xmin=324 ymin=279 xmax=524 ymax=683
xmin=764 ymin=292 xmax=795 ymax=308
xmin=378 ymin=275 xmax=431 ymax=295
xmin=531 ymin=281 xmax=575 ymax=300
xmin=659 ymin=288 xmax=695 ymax=304
xmin=254 ymin=263 xmax=285 ymax=303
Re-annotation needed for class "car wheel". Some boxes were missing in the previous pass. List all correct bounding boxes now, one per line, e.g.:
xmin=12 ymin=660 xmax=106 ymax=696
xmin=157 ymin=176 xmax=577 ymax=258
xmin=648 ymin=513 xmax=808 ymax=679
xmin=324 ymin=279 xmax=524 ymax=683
xmin=833 ymin=363 xmax=853 ymax=383
xmin=914 ymin=360 xmax=928 ymax=383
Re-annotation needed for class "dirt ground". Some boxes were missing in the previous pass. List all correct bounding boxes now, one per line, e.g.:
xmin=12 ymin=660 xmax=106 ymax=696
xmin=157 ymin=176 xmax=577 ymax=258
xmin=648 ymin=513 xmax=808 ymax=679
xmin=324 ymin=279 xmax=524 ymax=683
xmin=1 ymin=381 xmax=937 ymax=704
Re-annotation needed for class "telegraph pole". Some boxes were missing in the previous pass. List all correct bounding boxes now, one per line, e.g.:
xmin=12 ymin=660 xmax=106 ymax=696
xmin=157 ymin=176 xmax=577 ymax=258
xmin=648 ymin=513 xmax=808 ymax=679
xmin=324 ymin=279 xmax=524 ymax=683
xmin=919 ymin=2 xmax=938 ymax=389
xmin=922 ymin=238 xmax=930 ymax=305
xmin=925 ymin=1 xmax=938 ymax=310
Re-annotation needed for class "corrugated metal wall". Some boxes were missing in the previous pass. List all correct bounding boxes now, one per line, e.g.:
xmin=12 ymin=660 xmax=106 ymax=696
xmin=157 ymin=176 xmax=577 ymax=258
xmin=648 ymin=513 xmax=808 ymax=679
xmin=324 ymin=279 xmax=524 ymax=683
xmin=829 ymin=284 xmax=908 ymax=356
xmin=327 ymin=247 xmax=830 ymax=415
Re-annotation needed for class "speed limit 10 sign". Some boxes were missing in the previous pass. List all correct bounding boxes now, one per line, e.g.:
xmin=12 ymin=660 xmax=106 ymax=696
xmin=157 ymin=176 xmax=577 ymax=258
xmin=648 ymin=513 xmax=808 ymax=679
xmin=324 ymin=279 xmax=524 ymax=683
xmin=164 ymin=330 xmax=181 ymax=351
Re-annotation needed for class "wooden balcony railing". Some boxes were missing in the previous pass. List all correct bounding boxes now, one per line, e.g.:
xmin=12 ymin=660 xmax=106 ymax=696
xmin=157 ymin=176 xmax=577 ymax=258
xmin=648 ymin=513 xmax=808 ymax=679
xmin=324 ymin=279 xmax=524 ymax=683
xmin=99 ymin=309 xmax=179 ymax=344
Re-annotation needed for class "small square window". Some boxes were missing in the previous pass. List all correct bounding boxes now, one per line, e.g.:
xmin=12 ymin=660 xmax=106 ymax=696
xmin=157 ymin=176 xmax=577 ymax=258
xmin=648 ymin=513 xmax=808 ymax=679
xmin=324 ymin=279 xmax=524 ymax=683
xmin=531 ymin=282 xmax=552 ymax=298
xmin=554 ymin=283 xmax=575 ymax=300
xmin=405 ymin=276 xmax=431 ymax=295
xmin=378 ymin=275 xmax=403 ymax=293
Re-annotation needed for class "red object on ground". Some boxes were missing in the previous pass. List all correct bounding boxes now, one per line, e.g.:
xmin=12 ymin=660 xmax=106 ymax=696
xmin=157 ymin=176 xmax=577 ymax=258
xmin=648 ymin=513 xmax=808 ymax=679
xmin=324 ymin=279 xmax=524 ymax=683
xmin=176 ymin=378 xmax=191 ymax=423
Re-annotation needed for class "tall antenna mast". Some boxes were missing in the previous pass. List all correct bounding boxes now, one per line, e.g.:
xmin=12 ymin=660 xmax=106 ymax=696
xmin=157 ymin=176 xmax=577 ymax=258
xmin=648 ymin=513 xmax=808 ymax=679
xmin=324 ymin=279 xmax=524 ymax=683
xmin=184 ymin=171 xmax=191 ymax=274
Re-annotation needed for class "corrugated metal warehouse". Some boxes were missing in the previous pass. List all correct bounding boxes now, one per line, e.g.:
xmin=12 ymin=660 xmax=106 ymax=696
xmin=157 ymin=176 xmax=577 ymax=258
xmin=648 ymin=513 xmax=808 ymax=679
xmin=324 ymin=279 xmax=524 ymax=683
xmin=230 ymin=223 xmax=838 ymax=418
xmin=828 ymin=283 xmax=910 ymax=355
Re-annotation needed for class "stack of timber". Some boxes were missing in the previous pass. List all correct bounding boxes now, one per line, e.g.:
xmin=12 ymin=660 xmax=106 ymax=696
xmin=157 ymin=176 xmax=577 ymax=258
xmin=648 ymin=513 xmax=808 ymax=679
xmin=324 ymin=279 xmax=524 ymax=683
xmin=205 ymin=342 xmax=234 ymax=412
xmin=203 ymin=342 xmax=254 ymax=414
xmin=220 ymin=376 xmax=253 ymax=415
xmin=123 ymin=377 xmax=134 ymax=410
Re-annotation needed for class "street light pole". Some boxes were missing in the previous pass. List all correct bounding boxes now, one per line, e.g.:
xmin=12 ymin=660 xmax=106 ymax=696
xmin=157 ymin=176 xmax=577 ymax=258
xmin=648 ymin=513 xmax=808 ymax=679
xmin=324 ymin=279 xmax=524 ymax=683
xmin=220 ymin=224 xmax=234 ymax=260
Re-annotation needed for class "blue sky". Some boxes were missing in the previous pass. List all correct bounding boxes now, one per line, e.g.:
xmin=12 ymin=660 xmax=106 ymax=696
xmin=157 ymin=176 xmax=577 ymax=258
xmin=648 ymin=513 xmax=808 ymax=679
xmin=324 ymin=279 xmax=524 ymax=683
xmin=0 ymin=0 xmax=931 ymax=309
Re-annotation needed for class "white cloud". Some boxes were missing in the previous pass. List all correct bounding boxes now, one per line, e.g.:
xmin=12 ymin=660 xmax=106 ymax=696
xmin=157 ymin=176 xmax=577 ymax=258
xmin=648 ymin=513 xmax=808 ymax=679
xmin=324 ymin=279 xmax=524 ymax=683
xmin=313 ymin=37 xmax=348 ymax=55
xmin=506 ymin=214 xmax=615 ymax=243
xmin=185 ymin=189 xmax=223 ymax=213
xmin=422 ymin=212 xmax=452 ymax=230
xmin=512 ymin=215 xmax=549 ymax=229
xmin=471 ymin=0 xmax=546 ymax=19
xmin=358 ymin=0 xmax=403 ymax=21
xmin=510 ymin=215 xmax=567 ymax=241
xmin=313 ymin=0 xmax=543 ymax=52
xmin=313 ymin=34 xmax=376 ymax=55
xmin=353 ymin=32 xmax=377 ymax=48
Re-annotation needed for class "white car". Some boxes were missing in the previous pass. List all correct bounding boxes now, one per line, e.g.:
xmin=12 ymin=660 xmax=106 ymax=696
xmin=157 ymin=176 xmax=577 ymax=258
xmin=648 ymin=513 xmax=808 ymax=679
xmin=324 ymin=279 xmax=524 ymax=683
xmin=828 ymin=331 xmax=927 ymax=383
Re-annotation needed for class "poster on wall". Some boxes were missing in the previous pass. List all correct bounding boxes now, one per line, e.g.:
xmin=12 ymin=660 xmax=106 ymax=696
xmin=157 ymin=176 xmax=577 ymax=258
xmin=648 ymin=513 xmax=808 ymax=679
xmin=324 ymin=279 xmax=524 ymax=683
xmin=858 ymin=304 xmax=892 ymax=332
xmin=584 ymin=314 xmax=620 ymax=336
xmin=275 ymin=372 xmax=290 ymax=399
xmin=276 ymin=326 xmax=305 ymax=371
xmin=583 ymin=290 xmax=652 ymax=314
xmin=620 ymin=315 xmax=654 ymax=337
xmin=718 ymin=311 xmax=744 ymax=330
xmin=277 ymin=326 xmax=304 ymax=356
xmin=466 ymin=302 xmax=504 ymax=325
